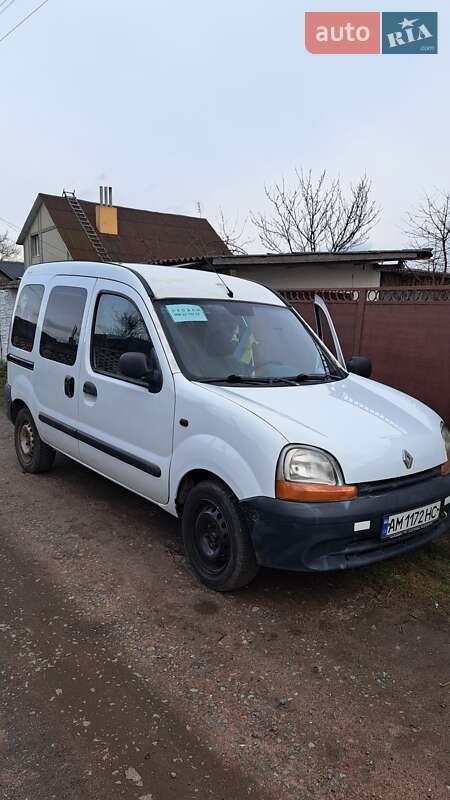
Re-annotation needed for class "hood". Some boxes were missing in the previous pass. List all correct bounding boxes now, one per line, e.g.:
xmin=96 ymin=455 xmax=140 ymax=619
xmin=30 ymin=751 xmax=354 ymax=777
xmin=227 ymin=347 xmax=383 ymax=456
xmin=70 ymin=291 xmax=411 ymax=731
xmin=202 ymin=375 xmax=446 ymax=484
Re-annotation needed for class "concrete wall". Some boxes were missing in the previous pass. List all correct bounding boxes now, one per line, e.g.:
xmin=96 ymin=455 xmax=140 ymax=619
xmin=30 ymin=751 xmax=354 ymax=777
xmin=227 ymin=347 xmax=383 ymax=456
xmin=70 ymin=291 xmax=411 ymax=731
xmin=23 ymin=203 xmax=71 ymax=268
xmin=227 ymin=263 xmax=381 ymax=290
xmin=0 ymin=287 xmax=17 ymax=361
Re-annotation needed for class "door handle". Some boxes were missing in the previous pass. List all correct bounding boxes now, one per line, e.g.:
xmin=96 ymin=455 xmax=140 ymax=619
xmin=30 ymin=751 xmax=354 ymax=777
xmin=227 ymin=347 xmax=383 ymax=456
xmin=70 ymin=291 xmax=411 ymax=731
xmin=64 ymin=376 xmax=75 ymax=398
xmin=83 ymin=381 xmax=97 ymax=398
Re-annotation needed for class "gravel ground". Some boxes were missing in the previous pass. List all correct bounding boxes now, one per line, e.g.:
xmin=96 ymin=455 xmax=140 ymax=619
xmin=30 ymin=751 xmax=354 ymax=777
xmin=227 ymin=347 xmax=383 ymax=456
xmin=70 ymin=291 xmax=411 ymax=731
xmin=0 ymin=412 xmax=449 ymax=799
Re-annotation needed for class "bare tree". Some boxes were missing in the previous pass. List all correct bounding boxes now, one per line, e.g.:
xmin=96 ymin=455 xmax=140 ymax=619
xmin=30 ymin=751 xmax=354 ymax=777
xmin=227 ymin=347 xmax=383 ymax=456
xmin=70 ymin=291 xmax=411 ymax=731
xmin=250 ymin=170 xmax=380 ymax=253
xmin=0 ymin=230 xmax=20 ymax=261
xmin=216 ymin=209 xmax=250 ymax=255
xmin=113 ymin=309 xmax=146 ymax=339
xmin=405 ymin=189 xmax=450 ymax=276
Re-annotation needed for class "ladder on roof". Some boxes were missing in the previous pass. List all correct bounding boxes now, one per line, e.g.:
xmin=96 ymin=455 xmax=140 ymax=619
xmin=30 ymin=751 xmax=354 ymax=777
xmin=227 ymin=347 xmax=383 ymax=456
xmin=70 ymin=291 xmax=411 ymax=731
xmin=63 ymin=190 xmax=111 ymax=263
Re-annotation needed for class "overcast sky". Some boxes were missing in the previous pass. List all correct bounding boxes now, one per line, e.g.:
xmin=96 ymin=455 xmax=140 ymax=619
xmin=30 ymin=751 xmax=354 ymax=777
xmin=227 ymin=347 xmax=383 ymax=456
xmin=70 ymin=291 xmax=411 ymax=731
xmin=1 ymin=0 xmax=449 ymax=252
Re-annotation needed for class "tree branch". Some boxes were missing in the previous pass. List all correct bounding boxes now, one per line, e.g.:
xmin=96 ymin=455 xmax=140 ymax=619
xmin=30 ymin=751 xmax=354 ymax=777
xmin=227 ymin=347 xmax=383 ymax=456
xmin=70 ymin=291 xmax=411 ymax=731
xmin=251 ymin=170 xmax=380 ymax=253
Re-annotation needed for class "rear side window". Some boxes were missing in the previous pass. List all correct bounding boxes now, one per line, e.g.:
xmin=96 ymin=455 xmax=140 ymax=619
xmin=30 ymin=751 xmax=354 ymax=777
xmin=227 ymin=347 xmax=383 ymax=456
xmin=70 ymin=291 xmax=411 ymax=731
xmin=11 ymin=284 xmax=45 ymax=352
xmin=92 ymin=292 xmax=154 ymax=378
xmin=40 ymin=286 xmax=87 ymax=366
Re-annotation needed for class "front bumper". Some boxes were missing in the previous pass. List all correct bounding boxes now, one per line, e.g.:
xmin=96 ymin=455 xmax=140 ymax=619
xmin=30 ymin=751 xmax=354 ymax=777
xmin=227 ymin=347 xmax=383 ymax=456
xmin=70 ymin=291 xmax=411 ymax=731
xmin=241 ymin=470 xmax=450 ymax=572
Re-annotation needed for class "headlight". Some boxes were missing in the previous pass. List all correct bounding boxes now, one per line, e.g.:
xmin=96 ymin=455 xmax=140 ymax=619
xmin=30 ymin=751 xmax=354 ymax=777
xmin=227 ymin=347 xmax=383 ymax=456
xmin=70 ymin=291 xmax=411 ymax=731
xmin=441 ymin=423 xmax=450 ymax=476
xmin=276 ymin=446 xmax=357 ymax=502
xmin=281 ymin=446 xmax=342 ymax=485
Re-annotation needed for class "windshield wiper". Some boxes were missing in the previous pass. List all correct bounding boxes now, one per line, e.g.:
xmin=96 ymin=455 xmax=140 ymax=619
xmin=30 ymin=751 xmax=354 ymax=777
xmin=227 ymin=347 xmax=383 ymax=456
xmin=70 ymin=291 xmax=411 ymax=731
xmin=282 ymin=372 xmax=343 ymax=384
xmin=199 ymin=374 xmax=299 ymax=386
xmin=199 ymin=371 xmax=345 ymax=386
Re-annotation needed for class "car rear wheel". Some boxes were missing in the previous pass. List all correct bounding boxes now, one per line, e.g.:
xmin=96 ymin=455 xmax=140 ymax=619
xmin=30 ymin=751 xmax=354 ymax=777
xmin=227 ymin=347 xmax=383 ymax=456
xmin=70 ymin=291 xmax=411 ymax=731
xmin=14 ymin=408 xmax=55 ymax=474
xmin=182 ymin=480 xmax=259 ymax=591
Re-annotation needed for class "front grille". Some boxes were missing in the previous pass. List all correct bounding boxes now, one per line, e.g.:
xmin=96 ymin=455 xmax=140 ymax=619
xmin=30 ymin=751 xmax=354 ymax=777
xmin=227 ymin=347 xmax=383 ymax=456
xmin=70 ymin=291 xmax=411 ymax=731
xmin=357 ymin=467 xmax=440 ymax=497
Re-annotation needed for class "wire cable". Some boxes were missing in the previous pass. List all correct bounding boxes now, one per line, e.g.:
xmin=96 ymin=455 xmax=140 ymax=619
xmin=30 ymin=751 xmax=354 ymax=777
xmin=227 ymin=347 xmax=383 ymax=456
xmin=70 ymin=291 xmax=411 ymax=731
xmin=0 ymin=0 xmax=18 ymax=18
xmin=0 ymin=215 xmax=19 ymax=229
xmin=0 ymin=212 xmax=70 ymax=258
xmin=0 ymin=0 xmax=50 ymax=45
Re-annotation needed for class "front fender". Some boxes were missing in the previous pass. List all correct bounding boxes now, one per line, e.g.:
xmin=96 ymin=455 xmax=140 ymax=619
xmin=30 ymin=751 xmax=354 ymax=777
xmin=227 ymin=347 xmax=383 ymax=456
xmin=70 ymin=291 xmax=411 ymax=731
xmin=170 ymin=433 xmax=266 ymax=505
xmin=168 ymin=375 xmax=288 ymax=514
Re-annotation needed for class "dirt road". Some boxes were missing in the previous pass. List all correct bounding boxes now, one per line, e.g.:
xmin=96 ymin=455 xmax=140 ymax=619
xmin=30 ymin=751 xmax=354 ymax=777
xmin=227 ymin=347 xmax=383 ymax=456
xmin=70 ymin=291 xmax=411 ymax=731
xmin=0 ymin=412 xmax=449 ymax=799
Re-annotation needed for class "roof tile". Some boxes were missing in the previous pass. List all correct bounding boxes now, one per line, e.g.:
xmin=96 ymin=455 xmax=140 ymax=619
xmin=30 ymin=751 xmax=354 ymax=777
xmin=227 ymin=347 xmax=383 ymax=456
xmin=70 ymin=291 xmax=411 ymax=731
xmin=39 ymin=194 xmax=230 ymax=263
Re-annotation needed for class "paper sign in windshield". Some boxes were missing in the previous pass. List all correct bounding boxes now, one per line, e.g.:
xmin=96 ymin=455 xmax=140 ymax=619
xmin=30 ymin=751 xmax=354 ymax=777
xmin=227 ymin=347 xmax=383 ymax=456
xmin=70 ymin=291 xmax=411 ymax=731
xmin=166 ymin=304 xmax=208 ymax=323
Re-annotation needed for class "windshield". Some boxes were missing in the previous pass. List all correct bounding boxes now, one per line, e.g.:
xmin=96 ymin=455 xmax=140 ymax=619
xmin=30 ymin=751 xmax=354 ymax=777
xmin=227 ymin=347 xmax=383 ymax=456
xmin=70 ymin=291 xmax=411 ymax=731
xmin=156 ymin=299 xmax=346 ymax=385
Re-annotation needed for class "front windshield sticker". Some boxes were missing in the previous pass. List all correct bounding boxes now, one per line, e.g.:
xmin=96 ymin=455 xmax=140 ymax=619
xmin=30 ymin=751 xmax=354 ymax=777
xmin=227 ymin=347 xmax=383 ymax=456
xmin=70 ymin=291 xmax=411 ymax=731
xmin=166 ymin=304 xmax=208 ymax=323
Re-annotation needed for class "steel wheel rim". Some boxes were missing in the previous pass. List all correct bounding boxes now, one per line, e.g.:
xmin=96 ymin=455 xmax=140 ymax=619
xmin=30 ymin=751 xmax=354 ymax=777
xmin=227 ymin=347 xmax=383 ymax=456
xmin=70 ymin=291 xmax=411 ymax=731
xmin=193 ymin=502 xmax=230 ymax=575
xmin=19 ymin=421 xmax=34 ymax=463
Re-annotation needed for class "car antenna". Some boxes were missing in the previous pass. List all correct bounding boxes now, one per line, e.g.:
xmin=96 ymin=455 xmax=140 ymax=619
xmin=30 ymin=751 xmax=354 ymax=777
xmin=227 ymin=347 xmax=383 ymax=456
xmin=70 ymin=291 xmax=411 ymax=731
xmin=203 ymin=256 xmax=234 ymax=298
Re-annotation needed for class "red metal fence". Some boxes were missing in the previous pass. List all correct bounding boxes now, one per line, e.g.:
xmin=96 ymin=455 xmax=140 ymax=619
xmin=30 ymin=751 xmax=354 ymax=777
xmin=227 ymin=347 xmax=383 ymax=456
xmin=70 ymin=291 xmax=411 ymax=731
xmin=282 ymin=286 xmax=450 ymax=425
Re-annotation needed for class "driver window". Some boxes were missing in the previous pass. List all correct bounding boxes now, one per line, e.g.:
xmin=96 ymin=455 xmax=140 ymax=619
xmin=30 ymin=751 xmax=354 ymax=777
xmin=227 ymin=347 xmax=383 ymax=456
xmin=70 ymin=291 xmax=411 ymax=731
xmin=92 ymin=292 xmax=156 ymax=379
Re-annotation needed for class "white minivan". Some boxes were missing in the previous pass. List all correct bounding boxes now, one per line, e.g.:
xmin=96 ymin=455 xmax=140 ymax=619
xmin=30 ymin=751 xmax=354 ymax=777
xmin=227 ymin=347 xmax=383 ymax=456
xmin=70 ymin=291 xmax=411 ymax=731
xmin=5 ymin=261 xmax=450 ymax=590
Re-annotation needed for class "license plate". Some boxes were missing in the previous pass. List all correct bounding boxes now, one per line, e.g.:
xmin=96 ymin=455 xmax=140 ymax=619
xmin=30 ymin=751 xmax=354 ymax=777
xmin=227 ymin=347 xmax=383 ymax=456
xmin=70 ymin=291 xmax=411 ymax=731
xmin=381 ymin=501 xmax=441 ymax=540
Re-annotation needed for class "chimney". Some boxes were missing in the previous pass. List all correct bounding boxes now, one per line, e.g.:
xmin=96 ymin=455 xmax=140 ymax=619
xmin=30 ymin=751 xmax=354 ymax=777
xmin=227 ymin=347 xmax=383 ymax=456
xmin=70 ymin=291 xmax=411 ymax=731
xmin=96 ymin=185 xmax=118 ymax=234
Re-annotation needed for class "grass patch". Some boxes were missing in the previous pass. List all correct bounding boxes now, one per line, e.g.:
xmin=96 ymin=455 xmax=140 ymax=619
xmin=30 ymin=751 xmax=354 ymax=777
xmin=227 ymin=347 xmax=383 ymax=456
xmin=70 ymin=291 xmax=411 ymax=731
xmin=369 ymin=535 xmax=450 ymax=606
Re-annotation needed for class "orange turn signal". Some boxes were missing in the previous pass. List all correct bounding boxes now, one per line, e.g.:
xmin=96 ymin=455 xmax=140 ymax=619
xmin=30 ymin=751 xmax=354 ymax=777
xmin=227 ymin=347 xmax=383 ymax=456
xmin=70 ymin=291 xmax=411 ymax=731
xmin=441 ymin=460 xmax=450 ymax=476
xmin=276 ymin=480 xmax=357 ymax=502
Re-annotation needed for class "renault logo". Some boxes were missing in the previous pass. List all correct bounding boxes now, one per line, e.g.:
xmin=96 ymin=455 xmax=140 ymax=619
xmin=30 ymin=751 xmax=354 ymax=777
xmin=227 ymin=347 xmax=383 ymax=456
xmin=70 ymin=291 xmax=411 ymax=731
xmin=402 ymin=450 xmax=414 ymax=470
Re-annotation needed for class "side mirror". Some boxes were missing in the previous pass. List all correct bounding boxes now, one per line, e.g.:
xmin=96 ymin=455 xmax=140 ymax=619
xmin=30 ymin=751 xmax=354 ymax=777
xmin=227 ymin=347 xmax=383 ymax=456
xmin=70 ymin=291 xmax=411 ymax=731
xmin=346 ymin=356 xmax=372 ymax=379
xmin=119 ymin=351 xmax=163 ymax=392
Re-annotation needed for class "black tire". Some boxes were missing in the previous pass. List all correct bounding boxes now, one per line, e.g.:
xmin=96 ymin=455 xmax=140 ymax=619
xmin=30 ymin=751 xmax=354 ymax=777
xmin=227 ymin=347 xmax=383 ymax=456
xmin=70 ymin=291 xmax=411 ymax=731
xmin=14 ymin=407 xmax=55 ymax=474
xmin=182 ymin=480 xmax=259 ymax=591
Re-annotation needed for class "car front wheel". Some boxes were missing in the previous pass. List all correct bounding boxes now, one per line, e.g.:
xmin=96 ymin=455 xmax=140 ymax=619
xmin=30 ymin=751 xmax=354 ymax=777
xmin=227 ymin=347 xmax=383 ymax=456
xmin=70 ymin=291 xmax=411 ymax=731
xmin=182 ymin=480 xmax=259 ymax=591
